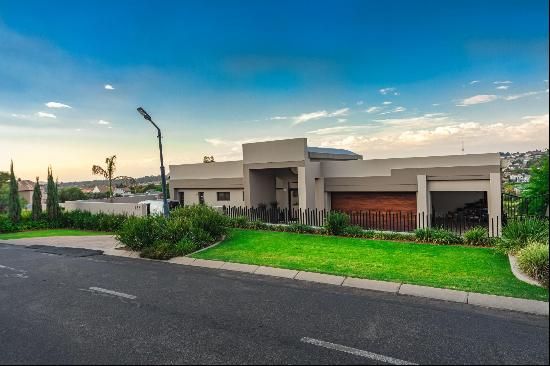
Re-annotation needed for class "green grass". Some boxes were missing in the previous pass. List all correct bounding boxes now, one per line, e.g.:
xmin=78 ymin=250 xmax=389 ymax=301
xmin=0 ymin=229 xmax=112 ymax=240
xmin=193 ymin=229 xmax=549 ymax=301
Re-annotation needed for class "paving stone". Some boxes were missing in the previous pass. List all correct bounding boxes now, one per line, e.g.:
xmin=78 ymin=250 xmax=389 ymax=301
xmin=254 ymin=266 xmax=299 ymax=279
xmin=294 ymin=271 xmax=345 ymax=286
xmin=220 ymin=262 xmax=259 ymax=273
xmin=399 ymin=284 xmax=468 ymax=303
xmin=468 ymin=292 xmax=549 ymax=316
xmin=342 ymin=277 xmax=401 ymax=293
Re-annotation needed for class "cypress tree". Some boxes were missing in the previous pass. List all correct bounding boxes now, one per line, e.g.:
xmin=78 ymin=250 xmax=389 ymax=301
xmin=8 ymin=160 xmax=21 ymax=222
xmin=32 ymin=176 xmax=42 ymax=220
xmin=46 ymin=166 xmax=60 ymax=220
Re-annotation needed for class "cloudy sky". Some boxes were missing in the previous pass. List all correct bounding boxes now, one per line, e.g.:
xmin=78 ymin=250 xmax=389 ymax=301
xmin=0 ymin=0 xmax=548 ymax=181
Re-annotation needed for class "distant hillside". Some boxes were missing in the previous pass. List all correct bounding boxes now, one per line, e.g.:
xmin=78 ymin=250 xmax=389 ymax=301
xmin=59 ymin=174 xmax=162 ymax=188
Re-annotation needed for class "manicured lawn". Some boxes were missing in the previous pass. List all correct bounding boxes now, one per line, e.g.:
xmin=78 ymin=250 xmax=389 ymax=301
xmin=0 ymin=229 xmax=112 ymax=240
xmin=193 ymin=229 xmax=549 ymax=301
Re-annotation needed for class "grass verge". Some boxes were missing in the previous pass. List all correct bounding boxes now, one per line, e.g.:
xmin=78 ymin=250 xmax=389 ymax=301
xmin=0 ymin=229 xmax=112 ymax=240
xmin=192 ymin=229 xmax=548 ymax=301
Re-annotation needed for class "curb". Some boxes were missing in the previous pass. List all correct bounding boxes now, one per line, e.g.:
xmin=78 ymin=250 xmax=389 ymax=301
xmin=509 ymin=254 xmax=543 ymax=287
xmin=161 ymin=256 xmax=549 ymax=316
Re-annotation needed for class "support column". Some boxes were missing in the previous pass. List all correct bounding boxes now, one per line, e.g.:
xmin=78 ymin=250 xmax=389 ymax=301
xmin=314 ymin=178 xmax=325 ymax=210
xmin=488 ymin=172 xmax=502 ymax=237
xmin=298 ymin=161 xmax=320 ymax=210
xmin=416 ymin=175 xmax=430 ymax=228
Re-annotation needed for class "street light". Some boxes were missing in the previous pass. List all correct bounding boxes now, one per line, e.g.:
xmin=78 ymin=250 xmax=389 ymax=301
xmin=137 ymin=107 xmax=170 ymax=217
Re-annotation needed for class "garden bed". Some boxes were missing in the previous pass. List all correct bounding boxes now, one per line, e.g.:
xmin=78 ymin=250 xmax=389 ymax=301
xmin=192 ymin=229 xmax=549 ymax=301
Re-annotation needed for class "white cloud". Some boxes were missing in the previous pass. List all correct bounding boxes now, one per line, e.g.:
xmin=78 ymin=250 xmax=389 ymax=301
xmin=11 ymin=113 xmax=31 ymax=119
xmin=379 ymin=87 xmax=398 ymax=95
xmin=496 ymin=85 xmax=509 ymax=90
xmin=306 ymin=114 xmax=549 ymax=158
xmin=494 ymin=81 xmax=513 ymax=84
xmin=393 ymin=106 xmax=406 ymax=113
xmin=356 ymin=100 xmax=364 ymax=105
xmin=35 ymin=111 xmax=56 ymax=119
xmin=503 ymin=91 xmax=541 ymax=101
xmin=270 ymin=116 xmax=288 ymax=120
xmin=469 ymin=80 xmax=480 ymax=85
xmin=432 ymin=103 xmax=440 ymax=106
xmin=337 ymin=118 xmax=347 ymax=123
xmin=365 ymin=106 xmax=381 ymax=113
xmin=45 ymin=102 xmax=71 ymax=109
xmin=104 ymin=84 xmax=115 ymax=90
xmin=98 ymin=119 xmax=110 ymax=125
xmin=307 ymin=125 xmax=375 ymax=135
xmin=456 ymin=94 xmax=498 ymax=106
xmin=382 ymin=101 xmax=392 ymax=105
xmin=330 ymin=108 xmax=349 ymax=117
xmin=291 ymin=107 xmax=349 ymax=125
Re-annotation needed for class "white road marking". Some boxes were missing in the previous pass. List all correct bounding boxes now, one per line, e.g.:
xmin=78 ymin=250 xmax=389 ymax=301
xmin=0 ymin=264 xmax=28 ymax=278
xmin=88 ymin=287 xmax=137 ymax=300
xmin=300 ymin=337 xmax=417 ymax=365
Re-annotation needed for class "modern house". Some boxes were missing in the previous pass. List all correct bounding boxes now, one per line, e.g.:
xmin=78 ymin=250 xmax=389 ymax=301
xmin=169 ymin=138 xmax=502 ymax=233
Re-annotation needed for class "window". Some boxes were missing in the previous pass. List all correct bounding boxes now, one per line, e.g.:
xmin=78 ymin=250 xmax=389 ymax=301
xmin=217 ymin=192 xmax=230 ymax=201
xmin=178 ymin=191 xmax=185 ymax=205
xmin=198 ymin=192 xmax=205 ymax=205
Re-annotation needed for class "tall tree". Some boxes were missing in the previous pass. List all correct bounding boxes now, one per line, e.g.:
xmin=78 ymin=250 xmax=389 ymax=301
xmin=32 ymin=176 xmax=42 ymax=220
xmin=523 ymin=155 xmax=549 ymax=216
xmin=92 ymin=155 xmax=134 ymax=200
xmin=8 ymin=161 xmax=21 ymax=222
xmin=46 ymin=166 xmax=60 ymax=220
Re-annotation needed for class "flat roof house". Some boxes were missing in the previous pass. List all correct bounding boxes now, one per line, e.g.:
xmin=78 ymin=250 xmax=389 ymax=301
xmin=169 ymin=138 xmax=502 ymax=234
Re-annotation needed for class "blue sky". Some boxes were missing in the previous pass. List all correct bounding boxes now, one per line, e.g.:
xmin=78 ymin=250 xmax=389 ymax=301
xmin=0 ymin=0 xmax=548 ymax=180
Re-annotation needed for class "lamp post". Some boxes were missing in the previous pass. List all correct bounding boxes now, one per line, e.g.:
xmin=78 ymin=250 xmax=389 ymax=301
xmin=137 ymin=107 xmax=170 ymax=217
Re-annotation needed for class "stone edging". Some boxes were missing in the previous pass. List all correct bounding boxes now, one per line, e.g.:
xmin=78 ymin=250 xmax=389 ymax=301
xmin=508 ymin=254 xmax=543 ymax=287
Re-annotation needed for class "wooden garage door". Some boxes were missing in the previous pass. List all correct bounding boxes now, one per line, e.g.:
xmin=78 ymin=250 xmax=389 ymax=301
xmin=331 ymin=192 xmax=417 ymax=213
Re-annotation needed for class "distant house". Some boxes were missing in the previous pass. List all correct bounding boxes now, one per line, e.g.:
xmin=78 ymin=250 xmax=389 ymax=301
xmin=17 ymin=179 xmax=46 ymax=206
xmin=17 ymin=179 xmax=35 ymax=204
xmin=113 ymin=187 xmax=132 ymax=196
xmin=92 ymin=185 xmax=111 ymax=194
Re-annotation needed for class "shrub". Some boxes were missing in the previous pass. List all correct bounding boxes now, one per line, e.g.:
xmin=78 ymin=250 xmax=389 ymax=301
xmin=463 ymin=227 xmax=491 ymax=246
xmin=414 ymin=227 xmax=463 ymax=245
xmin=229 ymin=215 xmax=249 ymax=228
xmin=183 ymin=227 xmax=215 ymax=246
xmin=247 ymin=220 xmax=269 ymax=230
xmin=499 ymin=219 xmax=549 ymax=254
xmin=372 ymin=231 xmax=415 ymax=242
xmin=324 ymin=211 xmax=350 ymax=235
xmin=0 ymin=214 xmax=17 ymax=233
xmin=342 ymin=225 xmax=365 ymax=237
xmin=517 ymin=243 xmax=549 ymax=287
xmin=285 ymin=222 xmax=316 ymax=234
xmin=139 ymin=238 xmax=199 ymax=260
xmin=116 ymin=215 xmax=169 ymax=250
xmin=171 ymin=204 xmax=228 ymax=241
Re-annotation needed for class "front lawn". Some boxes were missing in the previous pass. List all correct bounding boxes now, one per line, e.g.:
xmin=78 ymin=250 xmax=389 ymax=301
xmin=192 ymin=229 xmax=549 ymax=301
xmin=0 ymin=229 xmax=112 ymax=240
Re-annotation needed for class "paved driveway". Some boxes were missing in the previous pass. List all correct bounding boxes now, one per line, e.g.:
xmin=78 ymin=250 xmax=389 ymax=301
xmin=0 ymin=235 xmax=120 ymax=253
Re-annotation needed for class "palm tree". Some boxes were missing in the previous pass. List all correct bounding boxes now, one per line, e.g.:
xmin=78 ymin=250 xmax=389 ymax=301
xmin=92 ymin=155 xmax=134 ymax=200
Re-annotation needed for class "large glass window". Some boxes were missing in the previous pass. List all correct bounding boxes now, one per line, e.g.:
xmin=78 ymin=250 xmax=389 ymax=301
xmin=217 ymin=192 xmax=230 ymax=201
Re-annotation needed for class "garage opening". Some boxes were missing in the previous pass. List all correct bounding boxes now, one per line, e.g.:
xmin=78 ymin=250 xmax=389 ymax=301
xmin=430 ymin=191 xmax=488 ymax=231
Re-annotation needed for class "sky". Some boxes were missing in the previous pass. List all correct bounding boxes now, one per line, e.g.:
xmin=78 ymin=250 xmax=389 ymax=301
xmin=0 ymin=0 xmax=548 ymax=181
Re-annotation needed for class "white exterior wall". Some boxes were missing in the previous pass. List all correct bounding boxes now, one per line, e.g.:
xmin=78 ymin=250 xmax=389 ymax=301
xmin=178 ymin=189 xmax=245 ymax=207
xmin=63 ymin=201 xmax=148 ymax=216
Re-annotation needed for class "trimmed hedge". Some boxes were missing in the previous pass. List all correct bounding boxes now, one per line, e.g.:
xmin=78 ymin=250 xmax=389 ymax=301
xmin=0 ymin=210 xmax=127 ymax=234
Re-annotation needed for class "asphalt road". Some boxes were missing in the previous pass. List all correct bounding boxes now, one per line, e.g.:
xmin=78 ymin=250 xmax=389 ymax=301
xmin=0 ymin=242 xmax=548 ymax=365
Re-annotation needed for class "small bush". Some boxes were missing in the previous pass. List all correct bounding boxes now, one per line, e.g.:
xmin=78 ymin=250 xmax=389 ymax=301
xmin=139 ymin=238 xmax=200 ymax=260
xmin=247 ymin=220 xmax=269 ymax=230
xmin=324 ymin=212 xmax=350 ymax=235
xmin=499 ymin=219 xmax=549 ymax=254
xmin=414 ymin=227 xmax=463 ymax=245
xmin=463 ymin=227 xmax=490 ymax=246
xmin=229 ymin=215 xmax=249 ymax=228
xmin=171 ymin=204 xmax=228 ymax=241
xmin=285 ymin=222 xmax=316 ymax=234
xmin=116 ymin=215 xmax=169 ymax=250
xmin=517 ymin=243 xmax=549 ymax=287
xmin=342 ymin=225 xmax=365 ymax=237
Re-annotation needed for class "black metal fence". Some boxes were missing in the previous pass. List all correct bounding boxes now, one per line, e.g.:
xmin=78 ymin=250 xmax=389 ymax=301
xmin=223 ymin=206 xmax=505 ymax=235
xmin=502 ymin=193 xmax=549 ymax=221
